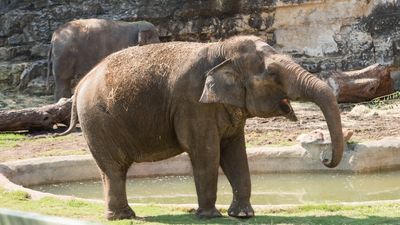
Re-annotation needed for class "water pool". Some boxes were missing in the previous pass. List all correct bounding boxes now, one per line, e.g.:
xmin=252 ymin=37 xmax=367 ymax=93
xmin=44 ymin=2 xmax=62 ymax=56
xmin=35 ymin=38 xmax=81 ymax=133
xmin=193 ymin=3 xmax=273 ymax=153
xmin=30 ymin=171 xmax=400 ymax=205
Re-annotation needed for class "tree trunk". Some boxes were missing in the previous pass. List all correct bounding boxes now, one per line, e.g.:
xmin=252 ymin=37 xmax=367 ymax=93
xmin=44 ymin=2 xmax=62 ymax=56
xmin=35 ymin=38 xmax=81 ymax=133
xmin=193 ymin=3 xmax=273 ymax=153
xmin=322 ymin=63 xmax=394 ymax=103
xmin=0 ymin=98 xmax=71 ymax=132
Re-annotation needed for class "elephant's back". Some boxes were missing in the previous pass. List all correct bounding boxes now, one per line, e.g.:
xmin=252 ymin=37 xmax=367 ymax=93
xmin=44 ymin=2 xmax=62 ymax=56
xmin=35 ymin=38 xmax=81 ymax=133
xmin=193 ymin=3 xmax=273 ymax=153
xmin=51 ymin=19 xmax=136 ymax=76
xmin=106 ymin=41 xmax=206 ymax=71
xmin=103 ymin=42 xmax=207 ymax=104
xmin=55 ymin=19 xmax=119 ymax=33
xmin=52 ymin=19 xmax=130 ymax=48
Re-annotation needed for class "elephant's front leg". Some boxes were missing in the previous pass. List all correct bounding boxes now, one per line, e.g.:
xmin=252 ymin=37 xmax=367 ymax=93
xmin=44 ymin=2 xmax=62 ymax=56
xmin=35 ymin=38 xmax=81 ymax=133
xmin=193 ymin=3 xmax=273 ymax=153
xmin=175 ymin=108 xmax=223 ymax=218
xmin=189 ymin=135 xmax=222 ymax=219
xmin=54 ymin=76 xmax=71 ymax=101
xmin=220 ymin=130 xmax=254 ymax=218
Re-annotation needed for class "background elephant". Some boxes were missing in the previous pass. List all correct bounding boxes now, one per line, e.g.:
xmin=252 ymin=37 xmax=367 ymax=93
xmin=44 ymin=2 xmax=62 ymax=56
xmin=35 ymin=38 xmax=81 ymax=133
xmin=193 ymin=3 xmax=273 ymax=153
xmin=47 ymin=18 xmax=160 ymax=101
xmin=59 ymin=36 xmax=344 ymax=220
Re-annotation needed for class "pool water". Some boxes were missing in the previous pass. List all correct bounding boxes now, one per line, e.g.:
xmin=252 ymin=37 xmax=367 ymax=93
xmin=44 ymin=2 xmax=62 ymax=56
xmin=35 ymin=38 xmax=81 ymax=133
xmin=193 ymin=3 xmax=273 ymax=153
xmin=30 ymin=171 xmax=400 ymax=205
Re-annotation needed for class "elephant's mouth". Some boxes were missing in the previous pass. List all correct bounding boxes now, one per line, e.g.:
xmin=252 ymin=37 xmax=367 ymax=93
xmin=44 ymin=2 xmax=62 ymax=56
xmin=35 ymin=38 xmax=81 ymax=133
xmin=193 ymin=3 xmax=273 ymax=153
xmin=280 ymin=98 xmax=298 ymax=121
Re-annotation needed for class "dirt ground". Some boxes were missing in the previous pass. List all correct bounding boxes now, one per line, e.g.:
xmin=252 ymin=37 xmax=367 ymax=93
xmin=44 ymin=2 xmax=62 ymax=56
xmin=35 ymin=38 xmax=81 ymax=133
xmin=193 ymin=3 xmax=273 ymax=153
xmin=0 ymin=92 xmax=399 ymax=162
xmin=245 ymin=100 xmax=400 ymax=147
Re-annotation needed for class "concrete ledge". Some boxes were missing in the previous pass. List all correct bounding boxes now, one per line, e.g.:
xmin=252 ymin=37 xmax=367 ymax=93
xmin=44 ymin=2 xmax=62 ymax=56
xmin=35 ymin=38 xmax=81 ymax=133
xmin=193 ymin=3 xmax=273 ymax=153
xmin=248 ymin=136 xmax=400 ymax=173
xmin=0 ymin=136 xmax=400 ymax=194
xmin=0 ymin=154 xmax=193 ymax=187
xmin=0 ymin=208 xmax=101 ymax=225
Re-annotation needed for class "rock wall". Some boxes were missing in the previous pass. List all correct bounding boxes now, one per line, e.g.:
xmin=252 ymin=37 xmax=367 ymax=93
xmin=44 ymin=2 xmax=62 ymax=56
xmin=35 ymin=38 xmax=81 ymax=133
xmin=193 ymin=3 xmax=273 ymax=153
xmin=0 ymin=0 xmax=399 ymax=95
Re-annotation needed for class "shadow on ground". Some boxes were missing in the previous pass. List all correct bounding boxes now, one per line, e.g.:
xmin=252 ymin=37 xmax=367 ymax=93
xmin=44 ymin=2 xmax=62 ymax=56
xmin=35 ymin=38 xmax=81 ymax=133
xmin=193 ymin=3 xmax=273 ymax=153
xmin=142 ymin=214 xmax=400 ymax=224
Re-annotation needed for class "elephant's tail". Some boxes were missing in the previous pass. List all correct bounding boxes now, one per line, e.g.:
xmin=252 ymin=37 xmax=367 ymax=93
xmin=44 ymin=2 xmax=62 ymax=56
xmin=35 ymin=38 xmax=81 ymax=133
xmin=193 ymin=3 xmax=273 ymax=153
xmin=46 ymin=44 xmax=53 ymax=92
xmin=55 ymin=92 xmax=78 ymax=137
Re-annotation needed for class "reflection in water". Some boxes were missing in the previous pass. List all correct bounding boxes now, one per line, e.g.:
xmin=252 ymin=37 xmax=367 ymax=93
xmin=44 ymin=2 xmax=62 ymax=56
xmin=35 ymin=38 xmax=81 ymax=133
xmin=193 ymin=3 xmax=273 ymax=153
xmin=30 ymin=171 xmax=400 ymax=205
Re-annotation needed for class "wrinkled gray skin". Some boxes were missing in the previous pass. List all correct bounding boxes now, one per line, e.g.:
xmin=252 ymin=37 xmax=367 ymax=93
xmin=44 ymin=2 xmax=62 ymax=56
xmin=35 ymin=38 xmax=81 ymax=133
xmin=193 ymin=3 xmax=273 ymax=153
xmin=47 ymin=18 xmax=160 ymax=101
xmin=60 ymin=36 xmax=343 ymax=220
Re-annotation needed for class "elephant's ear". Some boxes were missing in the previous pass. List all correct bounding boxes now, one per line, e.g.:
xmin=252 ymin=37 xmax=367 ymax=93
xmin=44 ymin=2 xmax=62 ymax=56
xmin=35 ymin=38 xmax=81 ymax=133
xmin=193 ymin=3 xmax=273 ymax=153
xmin=199 ymin=59 xmax=245 ymax=107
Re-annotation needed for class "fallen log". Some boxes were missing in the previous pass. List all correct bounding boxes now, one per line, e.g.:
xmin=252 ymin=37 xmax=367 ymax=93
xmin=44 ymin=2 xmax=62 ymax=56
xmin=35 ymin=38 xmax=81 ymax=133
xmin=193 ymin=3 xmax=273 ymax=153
xmin=322 ymin=63 xmax=394 ymax=103
xmin=0 ymin=98 xmax=71 ymax=132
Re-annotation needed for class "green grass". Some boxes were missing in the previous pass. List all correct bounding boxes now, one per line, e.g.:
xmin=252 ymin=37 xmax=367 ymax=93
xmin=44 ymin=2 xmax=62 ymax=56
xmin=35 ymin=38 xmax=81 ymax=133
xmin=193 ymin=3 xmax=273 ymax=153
xmin=0 ymin=133 xmax=77 ymax=149
xmin=0 ymin=133 xmax=26 ymax=148
xmin=1 ymin=187 xmax=400 ymax=224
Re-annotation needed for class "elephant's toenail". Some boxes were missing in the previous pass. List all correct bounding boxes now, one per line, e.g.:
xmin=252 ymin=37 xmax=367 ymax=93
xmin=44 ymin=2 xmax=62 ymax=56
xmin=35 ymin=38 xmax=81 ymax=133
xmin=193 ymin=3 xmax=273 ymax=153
xmin=238 ymin=212 xmax=246 ymax=217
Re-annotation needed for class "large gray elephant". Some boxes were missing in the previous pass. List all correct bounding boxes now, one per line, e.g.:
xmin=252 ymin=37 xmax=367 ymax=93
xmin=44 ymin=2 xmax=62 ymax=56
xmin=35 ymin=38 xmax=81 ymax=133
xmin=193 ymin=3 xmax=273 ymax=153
xmin=59 ymin=36 xmax=344 ymax=220
xmin=47 ymin=18 xmax=160 ymax=101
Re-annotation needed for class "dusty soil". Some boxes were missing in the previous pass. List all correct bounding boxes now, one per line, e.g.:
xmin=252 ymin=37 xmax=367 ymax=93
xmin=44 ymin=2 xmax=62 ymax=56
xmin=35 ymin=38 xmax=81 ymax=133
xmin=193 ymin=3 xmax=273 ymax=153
xmin=245 ymin=101 xmax=400 ymax=147
xmin=0 ymin=93 xmax=399 ymax=162
xmin=0 ymin=92 xmax=53 ymax=110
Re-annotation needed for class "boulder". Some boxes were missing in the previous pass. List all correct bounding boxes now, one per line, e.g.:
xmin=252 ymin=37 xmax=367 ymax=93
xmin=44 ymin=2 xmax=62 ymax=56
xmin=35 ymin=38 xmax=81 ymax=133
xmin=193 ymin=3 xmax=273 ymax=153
xmin=0 ymin=45 xmax=31 ymax=61
xmin=30 ymin=43 xmax=49 ymax=58
xmin=297 ymin=129 xmax=353 ymax=161
xmin=18 ymin=60 xmax=47 ymax=94
xmin=0 ymin=62 xmax=28 ymax=89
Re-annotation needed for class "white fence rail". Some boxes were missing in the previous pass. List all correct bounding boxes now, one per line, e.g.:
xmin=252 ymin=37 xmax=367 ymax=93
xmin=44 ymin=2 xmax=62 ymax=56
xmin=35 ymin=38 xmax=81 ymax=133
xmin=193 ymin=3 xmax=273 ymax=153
xmin=0 ymin=208 xmax=102 ymax=225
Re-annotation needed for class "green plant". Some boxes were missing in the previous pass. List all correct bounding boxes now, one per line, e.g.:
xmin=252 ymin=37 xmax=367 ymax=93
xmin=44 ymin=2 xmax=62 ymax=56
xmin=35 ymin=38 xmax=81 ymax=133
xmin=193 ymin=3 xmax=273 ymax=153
xmin=0 ymin=133 xmax=26 ymax=148
xmin=339 ymin=91 xmax=400 ymax=110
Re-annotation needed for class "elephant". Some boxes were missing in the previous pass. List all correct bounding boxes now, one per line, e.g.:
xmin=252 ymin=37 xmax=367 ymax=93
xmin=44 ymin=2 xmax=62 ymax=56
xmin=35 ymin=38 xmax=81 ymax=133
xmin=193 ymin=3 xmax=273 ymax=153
xmin=59 ymin=35 xmax=344 ymax=220
xmin=47 ymin=18 xmax=160 ymax=101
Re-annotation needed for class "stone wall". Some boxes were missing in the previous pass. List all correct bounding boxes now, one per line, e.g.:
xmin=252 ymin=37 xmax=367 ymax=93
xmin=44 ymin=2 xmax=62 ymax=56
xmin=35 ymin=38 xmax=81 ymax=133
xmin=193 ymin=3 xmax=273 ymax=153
xmin=1 ymin=0 xmax=399 ymax=95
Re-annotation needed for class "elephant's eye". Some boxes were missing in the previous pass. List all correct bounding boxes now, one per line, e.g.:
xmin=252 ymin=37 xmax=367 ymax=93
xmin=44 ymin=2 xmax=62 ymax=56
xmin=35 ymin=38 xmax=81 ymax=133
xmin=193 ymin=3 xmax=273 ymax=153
xmin=263 ymin=70 xmax=279 ymax=84
xmin=279 ymin=98 xmax=292 ymax=114
xmin=261 ymin=70 xmax=272 ymax=78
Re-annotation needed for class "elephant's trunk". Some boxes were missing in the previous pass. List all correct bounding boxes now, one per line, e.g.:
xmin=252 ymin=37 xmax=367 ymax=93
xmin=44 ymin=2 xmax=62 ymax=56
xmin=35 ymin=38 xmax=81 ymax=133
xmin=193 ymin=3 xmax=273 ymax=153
xmin=272 ymin=56 xmax=344 ymax=168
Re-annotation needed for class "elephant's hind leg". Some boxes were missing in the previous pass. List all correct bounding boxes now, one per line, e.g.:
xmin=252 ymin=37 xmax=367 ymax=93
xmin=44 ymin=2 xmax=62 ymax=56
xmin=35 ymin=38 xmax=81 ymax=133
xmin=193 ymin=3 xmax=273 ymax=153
xmin=220 ymin=131 xmax=254 ymax=218
xmin=77 ymin=76 xmax=135 ymax=220
xmin=100 ymin=167 xmax=135 ymax=220
xmin=86 ymin=141 xmax=134 ymax=220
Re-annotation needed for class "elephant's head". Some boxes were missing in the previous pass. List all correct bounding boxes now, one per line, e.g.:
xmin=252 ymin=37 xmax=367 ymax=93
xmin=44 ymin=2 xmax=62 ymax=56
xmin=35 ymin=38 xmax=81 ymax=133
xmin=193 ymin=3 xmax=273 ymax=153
xmin=138 ymin=29 xmax=160 ymax=46
xmin=200 ymin=36 xmax=343 ymax=168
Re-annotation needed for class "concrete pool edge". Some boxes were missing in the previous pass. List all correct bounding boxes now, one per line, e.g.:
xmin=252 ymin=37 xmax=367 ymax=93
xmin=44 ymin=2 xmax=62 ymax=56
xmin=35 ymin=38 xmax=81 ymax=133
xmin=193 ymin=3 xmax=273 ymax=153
xmin=2 ymin=176 xmax=400 ymax=212
xmin=1 ymin=136 xmax=400 ymax=204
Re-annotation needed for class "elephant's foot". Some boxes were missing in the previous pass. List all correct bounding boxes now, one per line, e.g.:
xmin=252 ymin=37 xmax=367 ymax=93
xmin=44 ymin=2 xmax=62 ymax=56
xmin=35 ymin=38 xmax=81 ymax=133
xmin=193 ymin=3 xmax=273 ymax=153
xmin=106 ymin=205 xmax=136 ymax=220
xmin=195 ymin=207 xmax=222 ymax=219
xmin=228 ymin=201 xmax=254 ymax=218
